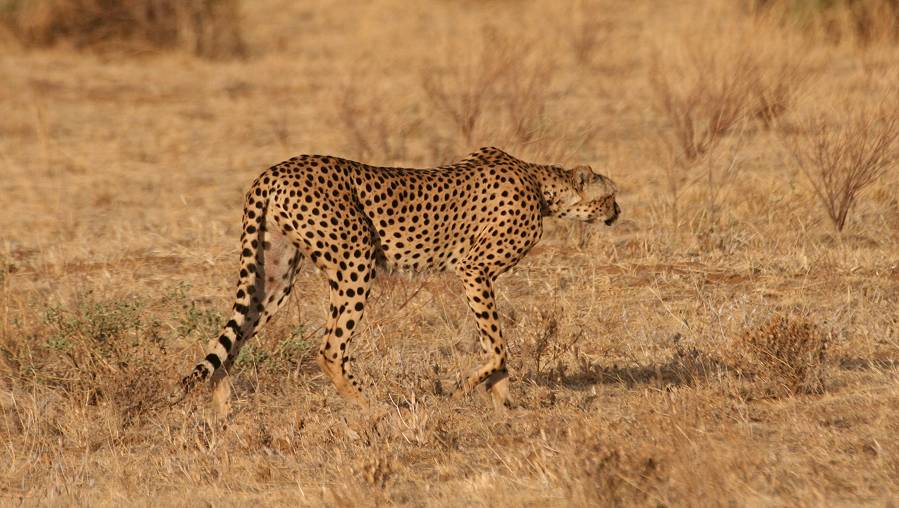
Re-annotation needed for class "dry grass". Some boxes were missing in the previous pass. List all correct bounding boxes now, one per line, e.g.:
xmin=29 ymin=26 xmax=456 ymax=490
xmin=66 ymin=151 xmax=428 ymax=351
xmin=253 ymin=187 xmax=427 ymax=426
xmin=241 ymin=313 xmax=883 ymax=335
xmin=1 ymin=0 xmax=899 ymax=505
xmin=787 ymin=104 xmax=898 ymax=231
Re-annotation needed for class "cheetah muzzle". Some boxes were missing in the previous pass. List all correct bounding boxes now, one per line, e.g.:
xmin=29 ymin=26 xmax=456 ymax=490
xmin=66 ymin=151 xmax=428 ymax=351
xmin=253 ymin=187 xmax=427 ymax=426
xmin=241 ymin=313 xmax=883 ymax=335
xmin=175 ymin=147 xmax=621 ymax=411
xmin=605 ymin=201 xmax=621 ymax=226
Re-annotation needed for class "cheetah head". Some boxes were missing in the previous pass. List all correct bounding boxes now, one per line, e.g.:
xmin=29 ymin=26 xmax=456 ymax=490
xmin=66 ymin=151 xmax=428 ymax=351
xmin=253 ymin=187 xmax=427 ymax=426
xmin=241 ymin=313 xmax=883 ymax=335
xmin=560 ymin=165 xmax=620 ymax=226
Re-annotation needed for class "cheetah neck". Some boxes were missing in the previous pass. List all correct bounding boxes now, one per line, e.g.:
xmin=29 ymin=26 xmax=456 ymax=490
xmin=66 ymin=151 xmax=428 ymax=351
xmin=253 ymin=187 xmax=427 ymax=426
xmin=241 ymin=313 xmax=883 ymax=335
xmin=532 ymin=164 xmax=579 ymax=217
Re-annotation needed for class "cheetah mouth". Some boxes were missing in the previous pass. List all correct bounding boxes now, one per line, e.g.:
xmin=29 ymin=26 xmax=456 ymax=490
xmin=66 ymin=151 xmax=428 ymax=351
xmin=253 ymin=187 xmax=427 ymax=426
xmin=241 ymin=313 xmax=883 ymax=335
xmin=603 ymin=202 xmax=621 ymax=226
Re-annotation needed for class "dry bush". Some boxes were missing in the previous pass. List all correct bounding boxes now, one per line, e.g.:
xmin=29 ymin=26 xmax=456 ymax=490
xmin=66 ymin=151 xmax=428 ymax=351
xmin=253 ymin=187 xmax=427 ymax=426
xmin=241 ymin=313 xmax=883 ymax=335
xmin=420 ymin=26 xmax=601 ymax=164
xmin=0 ymin=0 xmax=245 ymax=58
xmin=747 ymin=53 xmax=807 ymax=129
xmin=420 ymin=34 xmax=506 ymax=147
xmin=511 ymin=423 xmax=668 ymax=506
xmin=501 ymin=53 xmax=554 ymax=146
xmin=336 ymin=78 xmax=421 ymax=164
xmin=649 ymin=46 xmax=754 ymax=229
xmin=521 ymin=306 xmax=584 ymax=381
xmin=650 ymin=51 xmax=752 ymax=165
xmin=787 ymin=105 xmax=898 ymax=232
xmin=649 ymin=26 xmax=807 ymax=234
xmin=732 ymin=314 xmax=828 ymax=397
xmin=421 ymin=27 xmax=556 ymax=153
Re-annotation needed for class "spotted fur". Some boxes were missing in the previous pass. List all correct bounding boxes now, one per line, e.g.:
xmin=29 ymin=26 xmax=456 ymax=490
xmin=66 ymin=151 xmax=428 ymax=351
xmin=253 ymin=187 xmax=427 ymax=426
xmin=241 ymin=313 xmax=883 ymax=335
xmin=178 ymin=147 xmax=620 ymax=408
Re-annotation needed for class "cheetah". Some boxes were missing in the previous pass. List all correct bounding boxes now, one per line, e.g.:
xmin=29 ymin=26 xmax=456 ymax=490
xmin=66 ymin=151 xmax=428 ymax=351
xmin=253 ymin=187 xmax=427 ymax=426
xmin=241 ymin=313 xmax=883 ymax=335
xmin=177 ymin=147 xmax=620 ymax=408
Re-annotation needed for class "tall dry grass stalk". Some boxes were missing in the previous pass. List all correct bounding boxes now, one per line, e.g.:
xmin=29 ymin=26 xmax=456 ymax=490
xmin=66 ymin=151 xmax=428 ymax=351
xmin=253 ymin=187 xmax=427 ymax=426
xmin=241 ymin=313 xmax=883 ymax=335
xmin=650 ymin=51 xmax=752 ymax=165
xmin=787 ymin=105 xmax=898 ymax=232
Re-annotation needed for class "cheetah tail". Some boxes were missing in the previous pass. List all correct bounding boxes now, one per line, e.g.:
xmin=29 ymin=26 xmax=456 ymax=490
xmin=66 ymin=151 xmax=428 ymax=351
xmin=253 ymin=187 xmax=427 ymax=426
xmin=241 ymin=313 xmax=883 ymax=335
xmin=175 ymin=176 xmax=269 ymax=400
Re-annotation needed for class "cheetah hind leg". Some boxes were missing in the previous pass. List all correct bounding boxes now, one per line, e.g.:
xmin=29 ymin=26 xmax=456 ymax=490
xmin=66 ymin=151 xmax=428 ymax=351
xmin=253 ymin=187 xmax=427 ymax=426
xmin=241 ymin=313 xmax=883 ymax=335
xmin=315 ymin=262 xmax=375 ymax=411
xmin=453 ymin=357 xmax=512 ymax=410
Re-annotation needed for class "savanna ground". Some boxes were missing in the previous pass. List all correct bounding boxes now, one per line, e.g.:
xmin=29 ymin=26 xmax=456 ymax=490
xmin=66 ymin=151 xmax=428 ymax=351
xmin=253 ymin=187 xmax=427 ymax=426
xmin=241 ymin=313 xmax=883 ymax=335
xmin=1 ymin=0 xmax=898 ymax=505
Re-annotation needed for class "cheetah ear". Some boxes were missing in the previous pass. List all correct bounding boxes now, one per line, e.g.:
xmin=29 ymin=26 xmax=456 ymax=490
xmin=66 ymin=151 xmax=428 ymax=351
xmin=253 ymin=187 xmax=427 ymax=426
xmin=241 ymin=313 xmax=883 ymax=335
xmin=572 ymin=165 xmax=593 ymax=188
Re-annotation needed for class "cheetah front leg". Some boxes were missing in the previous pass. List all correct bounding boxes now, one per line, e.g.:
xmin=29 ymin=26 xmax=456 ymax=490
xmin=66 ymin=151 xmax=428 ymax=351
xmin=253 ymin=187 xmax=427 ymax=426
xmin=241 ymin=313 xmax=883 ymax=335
xmin=452 ymin=267 xmax=511 ymax=408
